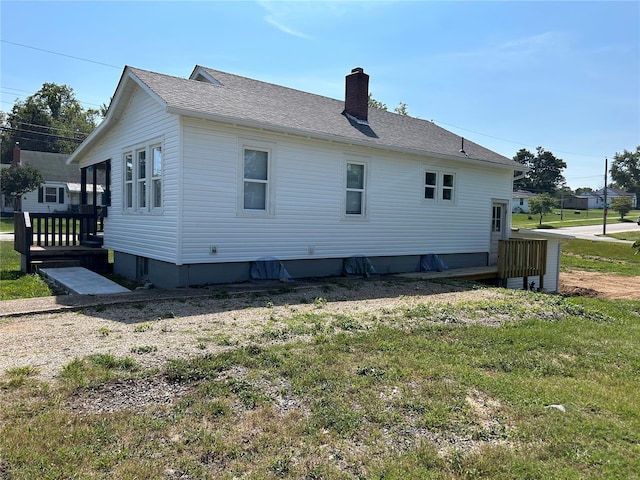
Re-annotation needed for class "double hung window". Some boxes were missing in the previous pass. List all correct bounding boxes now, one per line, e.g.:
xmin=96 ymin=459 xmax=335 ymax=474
xmin=123 ymin=141 xmax=163 ymax=212
xmin=345 ymin=162 xmax=366 ymax=217
xmin=243 ymin=148 xmax=269 ymax=211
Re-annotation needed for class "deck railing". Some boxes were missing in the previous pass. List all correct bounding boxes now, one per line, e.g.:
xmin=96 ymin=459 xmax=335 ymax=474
xmin=14 ymin=211 xmax=100 ymax=249
xmin=498 ymin=239 xmax=547 ymax=289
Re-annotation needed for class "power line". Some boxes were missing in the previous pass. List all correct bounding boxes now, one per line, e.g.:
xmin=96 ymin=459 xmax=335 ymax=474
xmin=0 ymin=126 xmax=84 ymax=143
xmin=1 ymin=40 xmax=121 ymax=69
xmin=432 ymin=119 xmax=606 ymax=159
xmin=13 ymin=121 xmax=93 ymax=135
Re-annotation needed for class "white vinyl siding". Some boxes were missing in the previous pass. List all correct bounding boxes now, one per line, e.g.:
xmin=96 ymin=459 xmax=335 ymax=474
xmin=75 ymin=87 xmax=179 ymax=264
xmin=180 ymin=117 xmax=513 ymax=264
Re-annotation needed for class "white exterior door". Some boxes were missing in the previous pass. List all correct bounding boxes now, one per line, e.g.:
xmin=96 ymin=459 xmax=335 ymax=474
xmin=489 ymin=202 xmax=507 ymax=265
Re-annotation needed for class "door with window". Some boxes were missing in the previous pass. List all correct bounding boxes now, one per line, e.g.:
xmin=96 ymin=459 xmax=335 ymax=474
xmin=489 ymin=202 xmax=507 ymax=265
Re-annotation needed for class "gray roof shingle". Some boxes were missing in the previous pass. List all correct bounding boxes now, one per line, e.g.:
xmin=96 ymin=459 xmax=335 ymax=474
xmin=125 ymin=66 xmax=520 ymax=168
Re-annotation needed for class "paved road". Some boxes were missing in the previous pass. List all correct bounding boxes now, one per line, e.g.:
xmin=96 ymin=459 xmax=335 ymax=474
xmin=554 ymin=222 xmax=638 ymax=242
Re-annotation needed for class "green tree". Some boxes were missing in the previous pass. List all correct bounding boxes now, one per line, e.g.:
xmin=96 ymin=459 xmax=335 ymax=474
xmin=1 ymin=83 xmax=100 ymax=163
xmin=0 ymin=164 xmax=44 ymax=211
xmin=368 ymin=94 xmax=409 ymax=116
xmin=528 ymin=193 xmax=556 ymax=225
xmin=610 ymin=196 xmax=633 ymax=221
xmin=513 ymin=147 xmax=567 ymax=195
xmin=610 ymin=146 xmax=640 ymax=197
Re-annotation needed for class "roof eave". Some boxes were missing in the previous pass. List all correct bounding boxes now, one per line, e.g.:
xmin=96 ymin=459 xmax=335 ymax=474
xmin=166 ymin=106 xmax=523 ymax=171
xmin=67 ymin=67 xmax=168 ymax=165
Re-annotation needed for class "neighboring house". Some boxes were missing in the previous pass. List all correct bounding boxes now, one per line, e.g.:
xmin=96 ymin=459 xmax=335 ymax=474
xmin=68 ymin=65 xmax=542 ymax=289
xmin=598 ymin=187 xmax=637 ymax=209
xmin=1 ymin=148 xmax=104 ymax=215
xmin=511 ymin=190 xmax=537 ymax=213
xmin=564 ymin=187 xmax=637 ymax=210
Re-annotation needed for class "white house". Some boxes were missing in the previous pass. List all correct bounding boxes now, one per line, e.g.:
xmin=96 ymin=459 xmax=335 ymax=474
xmin=1 ymin=148 xmax=104 ymax=214
xmin=67 ymin=65 xmax=545 ymax=289
xmin=511 ymin=190 xmax=537 ymax=213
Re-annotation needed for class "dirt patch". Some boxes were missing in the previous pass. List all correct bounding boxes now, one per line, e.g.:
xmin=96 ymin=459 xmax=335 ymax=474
xmin=560 ymin=271 xmax=640 ymax=300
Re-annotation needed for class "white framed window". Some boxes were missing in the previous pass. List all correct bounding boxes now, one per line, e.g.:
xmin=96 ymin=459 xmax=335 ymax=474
xmin=424 ymin=171 xmax=437 ymax=200
xmin=423 ymin=169 xmax=456 ymax=205
xmin=124 ymin=153 xmax=133 ymax=209
xmin=45 ymin=187 xmax=58 ymax=203
xmin=122 ymin=139 xmax=163 ymax=213
xmin=151 ymin=145 xmax=162 ymax=209
xmin=492 ymin=205 xmax=503 ymax=232
xmin=137 ymin=149 xmax=147 ymax=209
xmin=442 ymin=173 xmax=455 ymax=201
xmin=38 ymin=185 xmax=64 ymax=204
xmin=238 ymin=140 xmax=275 ymax=216
xmin=346 ymin=161 xmax=366 ymax=216
xmin=243 ymin=148 xmax=269 ymax=211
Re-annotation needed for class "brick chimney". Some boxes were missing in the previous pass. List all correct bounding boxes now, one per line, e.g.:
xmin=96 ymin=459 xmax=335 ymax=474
xmin=344 ymin=67 xmax=369 ymax=123
xmin=12 ymin=143 xmax=20 ymax=165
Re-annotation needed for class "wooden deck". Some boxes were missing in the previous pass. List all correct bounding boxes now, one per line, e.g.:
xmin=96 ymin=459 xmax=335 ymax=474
xmin=395 ymin=265 xmax=499 ymax=281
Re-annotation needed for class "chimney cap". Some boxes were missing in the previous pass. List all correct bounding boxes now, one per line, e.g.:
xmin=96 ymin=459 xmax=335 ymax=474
xmin=351 ymin=67 xmax=365 ymax=74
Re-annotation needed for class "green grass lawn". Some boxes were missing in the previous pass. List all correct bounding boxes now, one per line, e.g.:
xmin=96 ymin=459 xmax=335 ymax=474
xmin=1 ymin=290 xmax=639 ymax=478
xmin=607 ymin=230 xmax=640 ymax=242
xmin=561 ymin=238 xmax=640 ymax=276
xmin=512 ymin=209 xmax=640 ymax=229
xmin=0 ymin=241 xmax=53 ymax=300
xmin=0 ymin=216 xmax=14 ymax=233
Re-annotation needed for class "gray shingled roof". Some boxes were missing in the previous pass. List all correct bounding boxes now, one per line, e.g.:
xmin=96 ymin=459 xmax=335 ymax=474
xmin=127 ymin=66 xmax=519 ymax=169
xmin=20 ymin=151 xmax=77 ymax=183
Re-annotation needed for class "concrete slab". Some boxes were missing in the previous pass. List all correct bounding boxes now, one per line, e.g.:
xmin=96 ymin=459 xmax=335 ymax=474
xmin=39 ymin=267 xmax=130 ymax=295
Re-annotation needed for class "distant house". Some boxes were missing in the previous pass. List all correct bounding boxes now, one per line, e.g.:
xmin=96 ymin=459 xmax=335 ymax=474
xmin=1 ymin=147 xmax=104 ymax=215
xmin=511 ymin=190 xmax=537 ymax=213
xmin=563 ymin=187 xmax=636 ymax=210
xmin=64 ymin=64 xmax=565 ymax=291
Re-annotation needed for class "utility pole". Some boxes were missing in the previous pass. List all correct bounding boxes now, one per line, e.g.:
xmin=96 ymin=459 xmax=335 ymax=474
xmin=603 ymin=158 xmax=608 ymax=236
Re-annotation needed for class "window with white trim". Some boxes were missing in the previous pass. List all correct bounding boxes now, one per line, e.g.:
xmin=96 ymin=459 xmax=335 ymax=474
xmin=38 ymin=185 xmax=64 ymax=204
xmin=124 ymin=153 xmax=133 ymax=209
xmin=346 ymin=162 xmax=366 ymax=216
xmin=424 ymin=171 xmax=437 ymax=200
xmin=45 ymin=187 xmax=58 ymax=203
xmin=122 ymin=140 xmax=163 ymax=212
xmin=442 ymin=173 xmax=454 ymax=201
xmin=151 ymin=145 xmax=162 ymax=208
xmin=243 ymin=148 xmax=269 ymax=211
xmin=423 ymin=169 xmax=456 ymax=204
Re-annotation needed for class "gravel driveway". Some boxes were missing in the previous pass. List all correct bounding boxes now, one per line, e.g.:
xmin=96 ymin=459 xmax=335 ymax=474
xmin=0 ymin=278 xmax=505 ymax=382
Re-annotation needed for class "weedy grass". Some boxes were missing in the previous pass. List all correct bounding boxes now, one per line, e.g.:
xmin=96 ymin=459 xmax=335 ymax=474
xmin=561 ymin=239 xmax=640 ymax=275
xmin=1 ymin=292 xmax=639 ymax=479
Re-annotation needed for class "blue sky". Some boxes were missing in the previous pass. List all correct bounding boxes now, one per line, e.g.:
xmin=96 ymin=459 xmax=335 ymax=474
xmin=1 ymin=1 xmax=638 ymax=190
